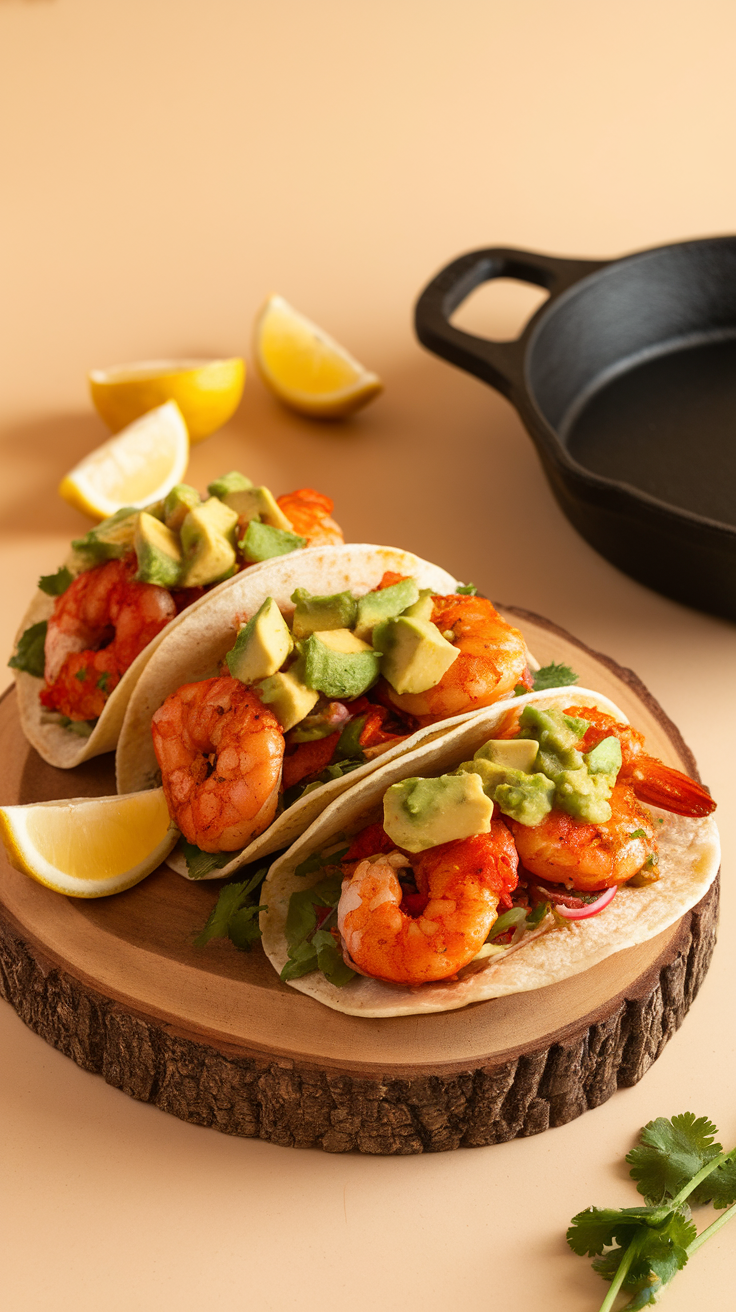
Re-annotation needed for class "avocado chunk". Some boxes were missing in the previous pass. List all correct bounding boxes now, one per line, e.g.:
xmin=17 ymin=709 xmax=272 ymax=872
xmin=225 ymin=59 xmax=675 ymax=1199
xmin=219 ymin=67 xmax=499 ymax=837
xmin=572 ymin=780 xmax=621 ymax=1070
xmin=134 ymin=512 xmax=183 ymax=587
xmin=373 ymin=615 xmax=459 ymax=695
xmin=353 ymin=578 xmax=420 ymax=641
xmin=179 ymin=496 xmax=239 ymax=587
xmin=240 ymin=520 xmax=307 ymax=563
xmin=459 ymin=758 xmax=555 ymax=827
xmin=516 ymin=704 xmax=620 ymax=823
xmin=291 ymin=587 xmax=358 ymax=639
xmin=401 ymin=588 xmax=435 ymax=624
xmin=257 ymin=665 xmax=319 ymax=732
xmin=164 ymin=483 xmax=201 ymax=533
xmin=224 ymin=485 xmax=294 ymax=532
xmin=226 ymin=597 xmax=293 ymax=684
xmin=300 ymin=632 xmax=380 ymax=698
xmin=475 ymin=737 xmax=539 ymax=774
xmin=383 ymin=772 xmax=493 ymax=853
xmin=71 ymin=507 xmax=139 ymax=566
xmin=585 ymin=735 xmax=623 ymax=776
xmin=207 ymin=471 xmax=253 ymax=499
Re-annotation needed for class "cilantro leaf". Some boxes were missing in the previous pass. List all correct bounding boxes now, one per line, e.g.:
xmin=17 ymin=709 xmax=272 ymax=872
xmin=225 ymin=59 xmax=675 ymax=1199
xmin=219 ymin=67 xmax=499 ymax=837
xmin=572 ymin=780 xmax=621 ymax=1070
xmin=193 ymin=867 xmax=268 ymax=950
xmin=8 ymin=620 xmax=47 ymax=677
xmin=456 ymin=582 xmax=477 ymax=595
xmin=627 ymin=1114 xmax=722 ymax=1204
xmin=567 ymin=1206 xmax=670 ymax=1257
xmin=531 ymin=661 xmax=579 ymax=691
xmin=693 ymin=1154 xmax=736 ymax=1209
xmin=313 ymin=928 xmax=355 ymax=986
xmin=38 ymin=565 xmax=73 ymax=596
xmin=180 ymin=839 xmax=234 ymax=880
xmin=294 ymin=843 xmax=349 ymax=879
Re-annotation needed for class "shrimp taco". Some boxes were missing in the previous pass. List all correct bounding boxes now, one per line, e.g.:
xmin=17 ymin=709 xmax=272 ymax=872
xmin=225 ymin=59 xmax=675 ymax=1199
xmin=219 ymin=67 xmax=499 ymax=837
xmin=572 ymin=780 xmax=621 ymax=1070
xmin=259 ymin=688 xmax=719 ymax=1017
xmin=115 ymin=546 xmax=539 ymax=880
xmin=10 ymin=469 xmax=344 ymax=769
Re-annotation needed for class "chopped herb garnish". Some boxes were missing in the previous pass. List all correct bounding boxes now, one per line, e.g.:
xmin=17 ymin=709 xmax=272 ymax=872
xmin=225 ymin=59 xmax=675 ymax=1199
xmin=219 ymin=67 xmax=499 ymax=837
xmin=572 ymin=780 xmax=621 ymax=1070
xmin=57 ymin=716 xmax=97 ymax=737
xmin=281 ymin=756 xmax=366 ymax=809
xmin=294 ymin=842 xmax=349 ymax=879
xmin=180 ymin=839 xmax=234 ymax=881
xmin=531 ymin=661 xmax=579 ymax=691
xmin=568 ymin=1112 xmax=736 ymax=1309
xmin=281 ymin=872 xmax=355 ymax=985
xmin=8 ymin=620 xmax=47 ymax=677
xmin=96 ymin=671 xmax=111 ymax=692
xmin=74 ymin=667 xmax=88 ymax=682
xmin=629 ymin=828 xmax=646 ymax=840
xmin=456 ymin=582 xmax=477 ymax=595
xmin=193 ymin=865 xmax=268 ymax=950
xmin=38 ymin=565 xmax=74 ymax=596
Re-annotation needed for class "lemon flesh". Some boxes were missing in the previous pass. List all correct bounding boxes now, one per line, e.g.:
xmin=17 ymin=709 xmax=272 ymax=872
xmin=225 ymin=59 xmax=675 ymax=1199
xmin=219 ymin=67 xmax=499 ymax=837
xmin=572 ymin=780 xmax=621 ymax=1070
xmin=0 ymin=789 xmax=178 ymax=898
xmin=254 ymin=295 xmax=382 ymax=418
xmin=89 ymin=357 xmax=245 ymax=444
xmin=59 ymin=400 xmax=189 ymax=519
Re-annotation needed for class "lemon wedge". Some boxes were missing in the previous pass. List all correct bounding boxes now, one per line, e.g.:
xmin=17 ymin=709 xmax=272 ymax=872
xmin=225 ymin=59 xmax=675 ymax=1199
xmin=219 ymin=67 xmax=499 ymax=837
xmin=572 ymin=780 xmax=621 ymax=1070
xmin=0 ymin=788 xmax=178 ymax=898
xmin=89 ymin=357 xmax=245 ymax=443
xmin=59 ymin=400 xmax=189 ymax=519
xmin=254 ymin=295 xmax=382 ymax=418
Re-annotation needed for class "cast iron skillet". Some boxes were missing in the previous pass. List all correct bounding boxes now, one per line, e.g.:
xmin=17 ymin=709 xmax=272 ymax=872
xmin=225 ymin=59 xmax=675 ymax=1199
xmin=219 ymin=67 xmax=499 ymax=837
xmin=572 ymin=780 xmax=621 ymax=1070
xmin=414 ymin=237 xmax=736 ymax=622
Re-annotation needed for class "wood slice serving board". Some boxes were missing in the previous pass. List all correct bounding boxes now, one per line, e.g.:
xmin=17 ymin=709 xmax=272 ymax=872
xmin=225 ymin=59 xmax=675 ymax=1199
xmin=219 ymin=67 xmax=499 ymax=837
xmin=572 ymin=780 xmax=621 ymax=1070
xmin=0 ymin=609 xmax=719 ymax=1154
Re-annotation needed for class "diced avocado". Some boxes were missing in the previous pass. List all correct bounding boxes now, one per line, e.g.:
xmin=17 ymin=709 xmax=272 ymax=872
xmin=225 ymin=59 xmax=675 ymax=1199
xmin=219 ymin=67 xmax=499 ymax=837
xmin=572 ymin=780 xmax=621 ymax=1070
xmin=311 ymin=628 xmax=373 ymax=654
xmin=164 ymin=483 xmax=201 ymax=532
xmin=518 ymin=704 xmax=587 ymax=775
xmin=373 ymin=615 xmax=459 ymax=695
xmin=475 ymin=738 xmax=539 ymax=774
xmin=224 ymin=485 xmax=293 ymax=532
xmin=240 ymin=520 xmax=307 ymax=563
xmin=459 ymin=758 xmax=555 ymax=827
xmin=585 ymin=735 xmax=623 ymax=776
xmin=207 ymin=471 xmax=254 ymax=499
xmin=291 ymin=587 xmax=359 ymax=639
xmin=179 ymin=496 xmax=239 ymax=587
xmin=144 ymin=499 xmax=166 ymax=521
xmin=226 ymin=597 xmax=293 ymax=684
xmin=553 ymin=768 xmax=614 ymax=823
xmin=401 ymin=588 xmax=435 ymax=624
xmin=300 ymin=633 xmax=380 ymax=699
xmin=134 ymin=512 xmax=183 ymax=587
xmin=383 ymin=772 xmax=493 ymax=853
xmin=257 ymin=666 xmax=319 ymax=732
xmin=71 ymin=507 xmax=139 ymax=566
xmin=353 ymin=578 xmax=420 ymax=641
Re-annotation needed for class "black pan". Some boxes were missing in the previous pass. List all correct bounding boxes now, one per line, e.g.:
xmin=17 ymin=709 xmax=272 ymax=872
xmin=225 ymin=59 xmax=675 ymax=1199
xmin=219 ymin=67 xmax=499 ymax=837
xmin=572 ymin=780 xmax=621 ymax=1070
xmin=414 ymin=237 xmax=736 ymax=622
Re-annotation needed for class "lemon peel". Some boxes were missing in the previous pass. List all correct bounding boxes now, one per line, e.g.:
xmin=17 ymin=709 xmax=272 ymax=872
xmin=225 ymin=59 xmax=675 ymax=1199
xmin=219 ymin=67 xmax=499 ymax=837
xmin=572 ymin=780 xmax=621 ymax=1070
xmin=0 ymin=788 xmax=178 ymax=898
xmin=254 ymin=295 xmax=382 ymax=418
xmin=59 ymin=400 xmax=189 ymax=519
xmin=89 ymin=357 xmax=245 ymax=443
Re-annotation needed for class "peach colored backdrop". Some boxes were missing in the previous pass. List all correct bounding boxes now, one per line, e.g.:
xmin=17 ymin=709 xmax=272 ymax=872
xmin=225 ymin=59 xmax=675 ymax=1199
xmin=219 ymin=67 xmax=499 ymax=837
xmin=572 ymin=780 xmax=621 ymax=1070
xmin=1 ymin=2 xmax=734 ymax=1309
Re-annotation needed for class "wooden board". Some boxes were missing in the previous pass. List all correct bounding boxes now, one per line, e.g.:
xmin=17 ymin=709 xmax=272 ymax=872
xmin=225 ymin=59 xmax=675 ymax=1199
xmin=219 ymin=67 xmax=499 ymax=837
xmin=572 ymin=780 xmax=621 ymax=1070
xmin=0 ymin=610 xmax=719 ymax=1154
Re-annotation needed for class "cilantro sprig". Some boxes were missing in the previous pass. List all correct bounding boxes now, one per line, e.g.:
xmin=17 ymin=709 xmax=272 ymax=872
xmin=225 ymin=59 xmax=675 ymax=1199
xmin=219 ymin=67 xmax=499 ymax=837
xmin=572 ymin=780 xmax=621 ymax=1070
xmin=193 ymin=865 xmax=269 ymax=951
xmin=568 ymin=1113 xmax=736 ymax=1309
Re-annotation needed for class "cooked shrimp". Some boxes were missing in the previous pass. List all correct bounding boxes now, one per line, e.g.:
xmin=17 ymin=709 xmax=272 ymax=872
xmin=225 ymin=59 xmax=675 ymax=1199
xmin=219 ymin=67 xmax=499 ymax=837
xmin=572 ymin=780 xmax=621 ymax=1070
xmin=564 ymin=705 xmax=716 ymax=817
xmin=508 ymin=783 xmax=657 ymax=892
xmin=276 ymin=487 xmax=344 ymax=546
xmin=337 ymin=823 xmax=519 ymax=984
xmin=40 ymin=557 xmax=177 ymax=721
xmin=385 ymin=594 xmax=531 ymax=725
xmin=151 ymin=675 xmax=284 ymax=852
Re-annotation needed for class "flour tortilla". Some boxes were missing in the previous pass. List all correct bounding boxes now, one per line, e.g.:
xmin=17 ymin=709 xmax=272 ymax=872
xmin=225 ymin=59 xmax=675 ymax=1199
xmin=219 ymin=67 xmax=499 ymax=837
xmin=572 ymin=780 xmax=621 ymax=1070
xmin=260 ymin=687 xmax=720 ymax=1017
xmin=13 ymin=551 xmax=285 ymax=770
xmin=116 ymin=542 xmax=530 ymax=880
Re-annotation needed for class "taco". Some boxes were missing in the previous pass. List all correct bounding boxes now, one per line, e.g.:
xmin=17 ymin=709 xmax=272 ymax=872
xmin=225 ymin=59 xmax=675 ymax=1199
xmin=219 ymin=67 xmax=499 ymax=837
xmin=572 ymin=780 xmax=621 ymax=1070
xmin=10 ymin=470 xmax=343 ymax=769
xmin=259 ymin=687 xmax=719 ymax=1017
xmin=115 ymin=544 xmax=538 ymax=879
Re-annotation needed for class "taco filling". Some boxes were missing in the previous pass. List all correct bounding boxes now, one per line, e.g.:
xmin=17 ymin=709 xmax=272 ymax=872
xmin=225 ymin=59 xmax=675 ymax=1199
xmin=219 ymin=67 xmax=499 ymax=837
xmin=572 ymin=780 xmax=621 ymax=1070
xmin=260 ymin=694 xmax=718 ymax=1013
xmin=10 ymin=472 xmax=342 ymax=737
xmin=149 ymin=575 xmax=533 ymax=872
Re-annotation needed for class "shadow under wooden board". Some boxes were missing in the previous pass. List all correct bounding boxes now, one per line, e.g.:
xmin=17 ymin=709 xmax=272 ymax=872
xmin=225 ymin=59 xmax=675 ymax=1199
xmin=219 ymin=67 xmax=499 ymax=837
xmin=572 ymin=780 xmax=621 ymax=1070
xmin=0 ymin=608 xmax=719 ymax=1155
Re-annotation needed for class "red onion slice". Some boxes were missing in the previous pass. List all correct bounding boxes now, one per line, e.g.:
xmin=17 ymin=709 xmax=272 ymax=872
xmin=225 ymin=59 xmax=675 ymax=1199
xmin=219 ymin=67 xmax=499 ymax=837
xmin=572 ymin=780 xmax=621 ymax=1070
xmin=555 ymin=884 xmax=618 ymax=920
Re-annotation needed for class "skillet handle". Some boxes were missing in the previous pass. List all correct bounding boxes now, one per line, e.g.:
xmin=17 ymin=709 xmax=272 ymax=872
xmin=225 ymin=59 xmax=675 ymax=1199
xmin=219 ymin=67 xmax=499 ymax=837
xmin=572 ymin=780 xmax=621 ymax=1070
xmin=414 ymin=247 xmax=608 ymax=399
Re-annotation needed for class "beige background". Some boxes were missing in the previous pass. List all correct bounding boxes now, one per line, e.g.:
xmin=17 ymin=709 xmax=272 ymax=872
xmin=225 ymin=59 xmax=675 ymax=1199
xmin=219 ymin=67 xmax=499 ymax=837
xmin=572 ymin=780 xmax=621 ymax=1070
xmin=1 ymin=1 xmax=735 ymax=1308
